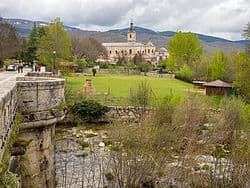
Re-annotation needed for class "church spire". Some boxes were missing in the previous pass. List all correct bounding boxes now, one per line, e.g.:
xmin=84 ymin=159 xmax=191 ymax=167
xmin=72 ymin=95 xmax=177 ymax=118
xmin=129 ymin=19 xmax=134 ymax=32
xmin=127 ymin=19 xmax=136 ymax=42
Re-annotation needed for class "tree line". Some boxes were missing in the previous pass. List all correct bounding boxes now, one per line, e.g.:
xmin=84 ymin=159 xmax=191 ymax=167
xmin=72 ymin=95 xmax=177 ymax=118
xmin=0 ymin=17 xmax=107 ymax=70
xmin=163 ymin=24 xmax=250 ymax=101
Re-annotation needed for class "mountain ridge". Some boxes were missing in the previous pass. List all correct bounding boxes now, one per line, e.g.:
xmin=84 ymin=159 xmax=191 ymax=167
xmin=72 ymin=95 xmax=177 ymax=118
xmin=3 ymin=18 xmax=247 ymax=52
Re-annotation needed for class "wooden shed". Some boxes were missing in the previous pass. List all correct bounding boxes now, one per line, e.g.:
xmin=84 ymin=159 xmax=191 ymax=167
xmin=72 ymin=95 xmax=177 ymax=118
xmin=192 ymin=81 xmax=207 ymax=88
xmin=203 ymin=80 xmax=232 ymax=96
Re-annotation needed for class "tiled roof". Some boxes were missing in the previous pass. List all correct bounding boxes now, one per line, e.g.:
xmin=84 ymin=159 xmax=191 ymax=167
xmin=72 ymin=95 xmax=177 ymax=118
xmin=204 ymin=80 xmax=232 ymax=88
xmin=102 ymin=42 xmax=154 ymax=47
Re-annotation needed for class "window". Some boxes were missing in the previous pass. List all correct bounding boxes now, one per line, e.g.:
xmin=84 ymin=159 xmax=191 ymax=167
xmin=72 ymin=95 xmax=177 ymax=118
xmin=130 ymin=34 xmax=132 ymax=38
xmin=152 ymin=49 xmax=154 ymax=53
xmin=129 ymin=49 xmax=132 ymax=54
xmin=110 ymin=50 xmax=112 ymax=54
xmin=148 ymin=49 xmax=150 ymax=54
xmin=115 ymin=50 xmax=118 ymax=54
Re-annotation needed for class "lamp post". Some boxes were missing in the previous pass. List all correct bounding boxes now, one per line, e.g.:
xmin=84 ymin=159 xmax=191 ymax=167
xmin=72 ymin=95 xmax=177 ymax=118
xmin=53 ymin=51 xmax=56 ymax=73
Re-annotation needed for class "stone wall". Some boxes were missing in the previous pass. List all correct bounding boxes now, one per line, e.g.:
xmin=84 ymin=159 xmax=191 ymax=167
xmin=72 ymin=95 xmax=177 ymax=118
xmin=17 ymin=77 xmax=65 ymax=128
xmin=80 ymin=69 xmax=175 ymax=78
xmin=64 ymin=106 xmax=151 ymax=124
xmin=81 ymin=68 xmax=140 ymax=75
xmin=0 ymin=74 xmax=65 ymax=187
xmin=0 ymin=84 xmax=17 ymax=162
xmin=105 ymin=106 xmax=151 ymax=123
xmin=142 ymin=71 xmax=175 ymax=78
xmin=15 ymin=76 xmax=65 ymax=188
xmin=17 ymin=125 xmax=55 ymax=188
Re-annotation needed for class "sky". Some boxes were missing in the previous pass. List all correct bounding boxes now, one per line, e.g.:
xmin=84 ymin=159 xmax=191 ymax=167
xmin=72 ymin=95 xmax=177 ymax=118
xmin=0 ymin=0 xmax=249 ymax=40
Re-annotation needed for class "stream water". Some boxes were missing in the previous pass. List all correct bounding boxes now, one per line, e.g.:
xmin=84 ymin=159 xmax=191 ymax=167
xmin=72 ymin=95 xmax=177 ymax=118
xmin=55 ymin=125 xmax=111 ymax=188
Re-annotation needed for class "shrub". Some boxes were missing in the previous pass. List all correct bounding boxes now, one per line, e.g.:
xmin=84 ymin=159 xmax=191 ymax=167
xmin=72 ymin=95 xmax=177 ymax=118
xmin=85 ymin=133 xmax=97 ymax=138
xmin=75 ymin=152 xmax=88 ymax=158
xmin=104 ymin=172 xmax=114 ymax=181
xmin=77 ymin=141 xmax=89 ymax=149
xmin=130 ymin=81 xmax=151 ymax=109
xmin=71 ymin=100 xmax=109 ymax=121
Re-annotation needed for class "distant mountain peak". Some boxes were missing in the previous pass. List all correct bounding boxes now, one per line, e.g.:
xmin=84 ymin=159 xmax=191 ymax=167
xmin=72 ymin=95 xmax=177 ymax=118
xmin=3 ymin=18 xmax=246 ymax=52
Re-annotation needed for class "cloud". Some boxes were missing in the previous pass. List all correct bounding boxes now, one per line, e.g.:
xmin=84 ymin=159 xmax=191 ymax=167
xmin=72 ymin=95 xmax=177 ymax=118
xmin=0 ymin=0 xmax=249 ymax=40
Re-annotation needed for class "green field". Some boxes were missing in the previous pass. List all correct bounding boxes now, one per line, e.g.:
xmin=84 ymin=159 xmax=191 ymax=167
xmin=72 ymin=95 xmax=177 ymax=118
xmin=65 ymin=74 xmax=195 ymax=105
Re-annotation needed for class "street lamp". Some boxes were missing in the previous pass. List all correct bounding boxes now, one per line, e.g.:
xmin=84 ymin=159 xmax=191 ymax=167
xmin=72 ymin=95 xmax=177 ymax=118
xmin=53 ymin=51 xmax=56 ymax=73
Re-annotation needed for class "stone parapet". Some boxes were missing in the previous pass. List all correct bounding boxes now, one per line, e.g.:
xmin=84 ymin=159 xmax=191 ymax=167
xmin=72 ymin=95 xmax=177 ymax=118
xmin=0 ymin=85 xmax=17 ymax=161
xmin=26 ymin=72 xmax=53 ymax=77
xmin=17 ymin=77 xmax=65 ymax=129
xmin=16 ymin=76 xmax=65 ymax=188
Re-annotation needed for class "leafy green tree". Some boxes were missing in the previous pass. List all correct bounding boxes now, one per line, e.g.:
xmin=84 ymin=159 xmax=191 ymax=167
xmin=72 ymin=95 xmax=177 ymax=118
xmin=164 ymin=56 xmax=177 ymax=73
xmin=168 ymin=32 xmax=203 ymax=70
xmin=137 ymin=62 xmax=152 ymax=75
xmin=193 ymin=56 xmax=210 ymax=80
xmin=178 ymin=64 xmax=193 ymax=79
xmin=124 ymin=61 xmax=135 ymax=75
xmin=208 ymin=50 xmax=227 ymax=80
xmin=233 ymin=52 xmax=250 ymax=101
xmin=38 ymin=18 xmax=71 ymax=69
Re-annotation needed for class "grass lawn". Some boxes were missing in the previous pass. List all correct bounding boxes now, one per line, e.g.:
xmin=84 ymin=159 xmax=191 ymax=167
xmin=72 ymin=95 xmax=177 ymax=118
xmin=65 ymin=74 xmax=196 ymax=105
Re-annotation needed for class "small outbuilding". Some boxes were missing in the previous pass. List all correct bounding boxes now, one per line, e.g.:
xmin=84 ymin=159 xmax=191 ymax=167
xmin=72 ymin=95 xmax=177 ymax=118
xmin=192 ymin=81 xmax=207 ymax=88
xmin=203 ymin=80 xmax=232 ymax=96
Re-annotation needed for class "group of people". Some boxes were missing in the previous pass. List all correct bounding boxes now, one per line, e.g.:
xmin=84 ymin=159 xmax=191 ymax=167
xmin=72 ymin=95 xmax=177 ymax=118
xmin=17 ymin=62 xmax=24 ymax=73
xmin=32 ymin=63 xmax=41 ymax=72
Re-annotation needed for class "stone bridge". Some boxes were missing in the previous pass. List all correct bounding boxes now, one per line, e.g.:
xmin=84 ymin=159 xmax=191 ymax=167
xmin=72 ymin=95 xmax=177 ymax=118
xmin=0 ymin=71 xmax=65 ymax=188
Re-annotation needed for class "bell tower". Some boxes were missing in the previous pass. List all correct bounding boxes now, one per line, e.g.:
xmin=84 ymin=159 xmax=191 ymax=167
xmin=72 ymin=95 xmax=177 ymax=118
xmin=127 ymin=20 xmax=136 ymax=42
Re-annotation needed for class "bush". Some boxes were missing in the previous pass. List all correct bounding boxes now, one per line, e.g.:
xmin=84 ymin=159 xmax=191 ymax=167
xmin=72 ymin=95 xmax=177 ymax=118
xmin=75 ymin=152 xmax=88 ymax=158
xmin=71 ymin=100 xmax=109 ymax=121
xmin=104 ymin=172 xmax=114 ymax=181
xmin=177 ymin=64 xmax=194 ymax=81
xmin=77 ymin=140 xmax=89 ymax=149
xmin=129 ymin=81 xmax=151 ymax=109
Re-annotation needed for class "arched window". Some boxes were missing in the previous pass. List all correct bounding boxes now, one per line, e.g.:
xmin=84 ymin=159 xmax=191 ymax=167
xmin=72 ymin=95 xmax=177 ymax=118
xmin=110 ymin=50 xmax=112 ymax=54
xmin=130 ymin=34 xmax=132 ymax=38
xmin=129 ymin=49 xmax=132 ymax=54
xmin=148 ymin=49 xmax=150 ymax=54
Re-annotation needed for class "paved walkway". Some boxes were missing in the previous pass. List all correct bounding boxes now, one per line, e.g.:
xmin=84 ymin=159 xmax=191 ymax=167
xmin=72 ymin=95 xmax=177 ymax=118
xmin=0 ymin=70 xmax=28 ymax=99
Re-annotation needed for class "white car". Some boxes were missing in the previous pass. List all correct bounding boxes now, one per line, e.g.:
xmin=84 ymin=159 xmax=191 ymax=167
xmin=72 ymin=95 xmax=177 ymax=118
xmin=6 ymin=65 xmax=17 ymax=71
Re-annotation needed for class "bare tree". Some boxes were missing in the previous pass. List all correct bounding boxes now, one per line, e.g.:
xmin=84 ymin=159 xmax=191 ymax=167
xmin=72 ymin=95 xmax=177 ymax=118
xmin=71 ymin=36 xmax=107 ymax=62
xmin=0 ymin=18 xmax=25 ymax=63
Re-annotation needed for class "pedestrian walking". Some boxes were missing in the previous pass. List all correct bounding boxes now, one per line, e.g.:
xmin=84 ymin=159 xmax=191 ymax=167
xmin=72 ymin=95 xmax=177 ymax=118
xmin=17 ymin=63 xmax=20 ymax=73
xmin=20 ymin=62 xmax=23 ymax=73
xmin=37 ymin=65 xmax=41 ymax=72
